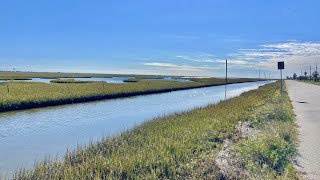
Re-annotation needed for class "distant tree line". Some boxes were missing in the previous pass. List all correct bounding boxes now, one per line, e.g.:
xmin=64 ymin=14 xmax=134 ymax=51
xmin=287 ymin=70 xmax=319 ymax=82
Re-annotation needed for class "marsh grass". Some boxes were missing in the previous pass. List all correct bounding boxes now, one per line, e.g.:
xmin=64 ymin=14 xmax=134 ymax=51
xmin=11 ymin=82 xmax=297 ymax=179
xmin=123 ymin=78 xmax=139 ymax=83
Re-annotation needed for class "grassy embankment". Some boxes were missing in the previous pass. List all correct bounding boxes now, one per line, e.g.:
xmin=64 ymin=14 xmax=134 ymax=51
xmin=14 ymin=82 xmax=298 ymax=179
xmin=0 ymin=76 xmax=258 ymax=112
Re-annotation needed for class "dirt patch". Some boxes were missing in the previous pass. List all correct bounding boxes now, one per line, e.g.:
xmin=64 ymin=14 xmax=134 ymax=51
xmin=215 ymin=121 xmax=260 ymax=179
xmin=234 ymin=121 xmax=259 ymax=140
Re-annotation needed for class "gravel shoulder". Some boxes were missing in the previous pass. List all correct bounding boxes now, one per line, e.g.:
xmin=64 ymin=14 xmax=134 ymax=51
xmin=286 ymin=80 xmax=320 ymax=179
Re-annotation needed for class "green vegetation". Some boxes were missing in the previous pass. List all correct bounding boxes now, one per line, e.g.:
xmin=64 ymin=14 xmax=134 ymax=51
xmin=0 ymin=78 xmax=32 ymax=81
xmin=0 ymin=76 xmax=258 ymax=112
xmin=303 ymin=81 xmax=320 ymax=86
xmin=13 ymin=82 xmax=298 ymax=179
xmin=233 ymin=88 xmax=298 ymax=178
xmin=123 ymin=78 xmax=139 ymax=83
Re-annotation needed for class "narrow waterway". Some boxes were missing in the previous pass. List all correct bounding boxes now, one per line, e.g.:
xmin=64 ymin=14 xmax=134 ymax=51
xmin=0 ymin=81 xmax=273 ymax=176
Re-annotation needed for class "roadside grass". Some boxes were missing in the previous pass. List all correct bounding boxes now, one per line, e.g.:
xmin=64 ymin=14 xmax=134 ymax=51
xmin=233 ymin=86 xmax=298 ymax=179
xmin=0 ymin=77 xmax=258 ymax=112
xmin=13 ymin=81 xmax=298 ymax=179
xmin=302 ymin=81 xmax=320 ymax=86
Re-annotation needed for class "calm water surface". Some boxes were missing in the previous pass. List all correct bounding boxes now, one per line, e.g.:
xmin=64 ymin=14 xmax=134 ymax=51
xmin=60 ymin=77 xmax=131 ymax=83
xmin=0 ymin=77 xmax=193 ymax=84
xmin=146 ymin=77 xmax=193 ymax=82
xmin=0 ymin=81 xmax=273 ymax=175
xmin=0 ymin=77 xmax=131 ymax=84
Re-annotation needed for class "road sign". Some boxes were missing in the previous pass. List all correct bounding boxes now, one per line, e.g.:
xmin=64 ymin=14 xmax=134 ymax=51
xmin=278 ymin=61 xmax=284 ymax=70
xmin=278 ymin=61 xmax=284 ymax=94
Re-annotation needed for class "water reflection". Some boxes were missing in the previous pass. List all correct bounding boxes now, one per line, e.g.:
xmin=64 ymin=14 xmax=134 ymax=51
xmin=225 ymin=84 xmax=227 ymax=100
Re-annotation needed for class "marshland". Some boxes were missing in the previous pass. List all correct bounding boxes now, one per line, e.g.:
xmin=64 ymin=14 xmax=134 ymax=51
xmin=0 ymin=70 xmax=300 ymax=179
xmin=2 ymin=0 xmax=317 ymax=178
xmin=0 ymin=72 xmax=259 ymax=112
xmin=0 ymin=72 xmax=270 ymax=174
xmin=4 ymin=81 xmax=298 ymax=179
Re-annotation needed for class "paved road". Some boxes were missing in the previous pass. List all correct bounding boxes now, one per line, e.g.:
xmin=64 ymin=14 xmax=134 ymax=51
xmin=286 ymin=80 xmax=320 ymax=179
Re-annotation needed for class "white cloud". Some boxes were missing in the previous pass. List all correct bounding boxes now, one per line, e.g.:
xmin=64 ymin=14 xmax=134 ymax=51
xmin=143 ymin=62 xmax=219 ymax=71
xmin=5 ymin=41 xmax=318 ymax=78
xmin=143 ymin=63 xmax=177 ymax=67
xmin=232 ymin=41 xmax=320 ymax=73
xmin=175 ymin=55 xmax=250 ymax=66
xmin=171 ymin=41 xmax=320 ymax=77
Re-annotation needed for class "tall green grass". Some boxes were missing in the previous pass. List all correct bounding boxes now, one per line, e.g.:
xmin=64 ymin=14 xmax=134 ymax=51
xmin=13 ymin=82 xmax=297 ymax=179
xmin=233 ymin=85 xmax=298 ymax=179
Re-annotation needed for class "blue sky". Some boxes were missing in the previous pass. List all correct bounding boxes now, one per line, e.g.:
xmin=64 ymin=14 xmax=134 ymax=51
xmin=1 ymin=0 xmax=320 ymax=77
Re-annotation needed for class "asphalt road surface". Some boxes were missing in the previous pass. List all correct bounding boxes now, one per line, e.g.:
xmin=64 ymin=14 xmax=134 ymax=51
xmin=286 ymin=80 xmax=320 ymax=179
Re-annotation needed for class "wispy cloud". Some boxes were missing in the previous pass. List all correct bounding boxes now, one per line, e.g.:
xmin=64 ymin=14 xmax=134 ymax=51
xmin=175 ymin=55 xmax=250 ymax=66
xmin=231 ymin=41 xmax=320 ymax=71
xmin=6 ymin=41 xmax=318 ymax=77
xmin=143 ymin=63 xmax=177 ymax=67
xmin=169 ymin=41 xmax=320 ymax=76
xmin=143 ymin=62 xmax=219 ymax=74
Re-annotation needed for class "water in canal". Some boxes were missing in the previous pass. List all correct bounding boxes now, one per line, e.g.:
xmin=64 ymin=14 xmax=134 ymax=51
xmin=0 ymin=81 xmax=273 ymax=175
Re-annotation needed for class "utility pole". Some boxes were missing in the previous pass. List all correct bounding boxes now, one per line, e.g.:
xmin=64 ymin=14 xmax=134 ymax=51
xmin=225 ymin=60 xmax=228 ymax=85
xmin=310 ymin=65 xmax=312 ymax=81
xmin=259 ymin=68 xmax=261 ymax=80
xmin=316 ymin=62 xmax=318 ymax=82
xmin=225 ymin=60 xmax=228 ymax=100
